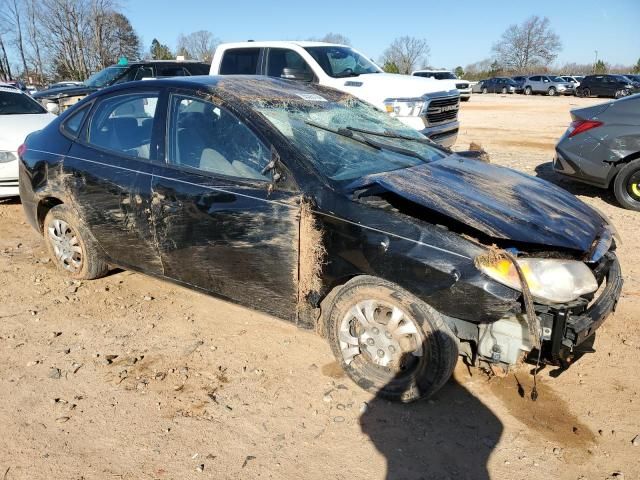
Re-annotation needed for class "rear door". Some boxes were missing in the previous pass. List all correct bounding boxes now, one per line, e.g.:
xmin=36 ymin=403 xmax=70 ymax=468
xmin=64 ymin=87 xmax=165 ymax=273
xmin=150 ymin=91 xmax=301 ymax=320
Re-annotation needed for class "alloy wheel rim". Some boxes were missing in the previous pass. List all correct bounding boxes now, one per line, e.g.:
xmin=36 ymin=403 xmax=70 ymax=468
xmin=338 ymin=299 xmax=423 ymax=370
xmin=48 ymin=219 xmax=82 ymax=272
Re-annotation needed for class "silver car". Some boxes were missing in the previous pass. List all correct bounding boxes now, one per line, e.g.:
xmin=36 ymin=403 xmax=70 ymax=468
xmin=554 ymin=94 xmax=640 ymax=210
xmin=524 ymin=75 xmax=575 ymax=96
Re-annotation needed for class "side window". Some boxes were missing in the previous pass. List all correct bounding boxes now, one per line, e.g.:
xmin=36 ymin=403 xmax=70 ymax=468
xmin=61 ymin=103 xmax=91 ymax=137
xmin=266 ymin=48 xmax=313 ymax=79
xmin=219 ymin=48 xmax=260 ymax=75
xmin=530 ymin=76 xmax=541 ymax=82
xmin=168 ymin=95 xmax=270 ymax=181
xmin=87 ymin=93 xmax=158 ymax=159
xmin=157 ymin=65 xmax=188 ymax=77
xmin=111 ymin=67 xmax=138 ymax=85
xmin=134 ymin=66 xmax=154 ymax=80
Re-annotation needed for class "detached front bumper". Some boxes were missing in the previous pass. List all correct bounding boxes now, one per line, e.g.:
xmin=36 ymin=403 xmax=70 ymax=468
xmin=537 ymin=252 xmax=622 ymax=365
xmin=420 ymin=120 xmax=460 ymax=148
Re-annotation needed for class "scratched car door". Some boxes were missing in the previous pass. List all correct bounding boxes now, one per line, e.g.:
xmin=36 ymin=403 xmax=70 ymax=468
xmin=150 ymin=92 xmax=301 ymax=320
xmin=64 ymin=88 xmax=164 ymax=273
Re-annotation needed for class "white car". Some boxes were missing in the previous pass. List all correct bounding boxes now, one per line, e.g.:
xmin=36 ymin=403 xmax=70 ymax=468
xmin=210 ymin=42 xmax=461 ymax=148
xmin=412 ymin=70 xmax=472 ymax=101
xmin=0 ymin=85 xmax=56 ymax=197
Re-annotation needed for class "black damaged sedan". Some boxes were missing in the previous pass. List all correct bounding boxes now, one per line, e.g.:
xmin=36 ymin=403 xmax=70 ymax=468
xmin=19 ymin=76 xmax=622 ymax=402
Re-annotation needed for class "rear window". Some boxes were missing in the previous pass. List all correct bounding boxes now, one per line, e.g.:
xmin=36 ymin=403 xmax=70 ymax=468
xmin=185 ymin=63 xmax=210 ymax=75
xmin=0 ymin=89 xmax=47 ymax=115
xmin=220 ymin=48 xmax=260 ymax=75
xmin=157 ymin=65 xmax=188 ymax=77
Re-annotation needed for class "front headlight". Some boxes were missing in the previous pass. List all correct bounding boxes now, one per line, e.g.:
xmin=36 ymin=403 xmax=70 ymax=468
xmin=0 ymin=151 xmax=17 ymax=163
xmin=479 ymin=257 xmax=598 ymax=304
xmin=383 ymin=98 xmax=424 ymax=117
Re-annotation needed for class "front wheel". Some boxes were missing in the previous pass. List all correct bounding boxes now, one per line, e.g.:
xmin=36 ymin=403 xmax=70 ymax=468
xmin=482 ymin=87 xmax=488 ymax=94
xmin=614 ymin=89 xmax=628 ymax=99
xmin=44 ymin=205 xmax=109 ymax=280
xmin=582 ymin=87 xmax=591 ymax=98
xmin=501 ymin=86 xmax=508 ymax=94
xmin=326 ymin=276 xmax=458 ymax=402
xmin=548 ymin=87 xmax=557 ymax=96
xmin=524 ymin=86 xmax=532 ymax=95
xmin=613 ymin=159 xmax=640 ymax=211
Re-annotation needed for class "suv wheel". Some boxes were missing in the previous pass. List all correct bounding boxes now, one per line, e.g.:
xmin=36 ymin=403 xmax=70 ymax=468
xmin=614 ymin=89 xmax=628 ymax=99
xmin=582 ymin=87 xmax=591 ymax=98
xmin=501 ymin=86 xmax=508 ymax=94
xmin=44 ymin=205 xmax=109 ymax=280
xmin=613 ymin=159 xmax=640 ymax=211
xmin=524 ymin=86 xmax=532 ymax=95
xmin=548 ymin=87 xmax=557 ymax=96
xmin=482 ymin=87 xmax=488 ymax=94
xmin=326 ymin=276 xmax=458 ymax=402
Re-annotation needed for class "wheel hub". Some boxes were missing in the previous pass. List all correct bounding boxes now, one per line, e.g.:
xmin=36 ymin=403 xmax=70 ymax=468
xmin=338 ymin=299 xmax=423 ymax=369
xmin=48 ymin=219 xmax=82 ymax=273
xmin=628 ymin=172 xmax=640 ymax=200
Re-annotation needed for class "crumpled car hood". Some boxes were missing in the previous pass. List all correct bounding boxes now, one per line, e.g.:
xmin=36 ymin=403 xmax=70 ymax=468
xmin=348 ymin=156 xmax=607 ymax=252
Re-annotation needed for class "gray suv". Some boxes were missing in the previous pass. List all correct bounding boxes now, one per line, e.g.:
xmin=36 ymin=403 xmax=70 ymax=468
xmin=523 ymin=75 xmax=575 ymax=96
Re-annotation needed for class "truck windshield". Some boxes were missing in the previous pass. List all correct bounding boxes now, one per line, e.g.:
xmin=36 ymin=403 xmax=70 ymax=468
xmin=84 ymin=66 xmax=128 ymax=88
xmin=256 ymin=95 xmax=445 ymax=182
xmin=415 ymin=72 xmax=456 ymax=80
xmin=304 ymin=46 xmax=380 ymax=78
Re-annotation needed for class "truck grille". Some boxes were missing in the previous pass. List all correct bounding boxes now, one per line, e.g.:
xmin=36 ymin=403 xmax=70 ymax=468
xmin=455 ymin=83 xmax=468 ymax=89
xmin=423 ymin=96 xmax=460 ymax=126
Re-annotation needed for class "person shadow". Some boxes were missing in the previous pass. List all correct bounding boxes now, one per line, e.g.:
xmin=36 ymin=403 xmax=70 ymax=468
xmin=360 ymin=357 xmax=502 ymax=480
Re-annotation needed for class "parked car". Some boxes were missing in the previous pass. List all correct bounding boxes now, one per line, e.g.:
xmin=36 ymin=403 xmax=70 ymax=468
xmin=19 ymin=76 xmax=622 ymax=401
xmin=471 ymin=80 xmax=486 ymax=93
xmin=575 ymin=75 xmax=637 ymax=99
xmin=0 ymin=85 xmax=55 ymax=197
xmin=511 ymin=76 xmax=527 ymax=93
xmin=412 ymin=70 xmax=472 ymax=101
xmin=554 ymin=93 xmax=640 ymax=210
xmin=4 ymin=80 xmax=27 ymax=92
xmin=561 ymin=75 xmax=583 ymax=88
xmin=210 ymin=41 xmax=461 ymax=148
xmin=479 ymin=77 xmax=518 ymax=94
xmin=523 ymin=75 xmax=575 ymax=96
xmin=625 ymin=74 xmax=640 ymax=83
xmin=33 ymin=60 xmax=210 ymax=114
xmin=48 ymin=81 xmax=84 ymax=90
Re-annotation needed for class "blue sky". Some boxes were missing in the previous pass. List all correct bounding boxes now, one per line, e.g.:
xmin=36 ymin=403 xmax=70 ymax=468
xmin=125 ymin=0 xmax=640 ymax=68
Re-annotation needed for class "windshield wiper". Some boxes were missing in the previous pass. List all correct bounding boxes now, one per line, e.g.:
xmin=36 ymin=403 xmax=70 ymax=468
xmin=345 ymin=126 xmax=431 ymax=144
xmin=305 ymin=121 xmax=381 ymax=151
xmin=362 ymin=137 xmax=428 ymax=162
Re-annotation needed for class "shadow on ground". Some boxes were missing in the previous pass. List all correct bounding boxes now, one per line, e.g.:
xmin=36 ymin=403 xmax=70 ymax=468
xmin=360 ymin=370 xmax=502 ymax=480
xmin=534 ymin=161 xmax=618 ymax=207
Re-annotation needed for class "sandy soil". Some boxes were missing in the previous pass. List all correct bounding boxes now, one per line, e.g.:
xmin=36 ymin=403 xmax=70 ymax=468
xmin=0 ymin=93 xmax=638 ymax=480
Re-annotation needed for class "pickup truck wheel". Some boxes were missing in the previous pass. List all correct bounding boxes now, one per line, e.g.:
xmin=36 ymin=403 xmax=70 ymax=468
xmin=548 ymin=87 xmax=557 ymax=96
xmin=482 ymin=87 xmax=488 ymax=94
xmin=326 ymin=276 xmax=458 ymax=402
xmin=44 ymin=205 xmax=109 ymax=280
xmin=613 ymin=160 xmax=640 ymax=211
xmin=524 ymin=86 xmax=532 ymax=95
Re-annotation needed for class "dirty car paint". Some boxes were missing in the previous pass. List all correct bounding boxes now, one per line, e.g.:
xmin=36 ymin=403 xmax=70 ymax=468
xmin=347 ymin=156 xmax=607 ymax=252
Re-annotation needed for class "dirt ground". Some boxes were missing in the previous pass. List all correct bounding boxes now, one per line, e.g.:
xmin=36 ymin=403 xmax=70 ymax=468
xmin=1 ymin=93 xmax=638 ymax=480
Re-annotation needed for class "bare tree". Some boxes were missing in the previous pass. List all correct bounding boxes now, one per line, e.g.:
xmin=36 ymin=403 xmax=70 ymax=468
xmin=492 ymin=16 xmax=561 ymax=72
xmin=0 ymin=32 xmax=11 ymax=80
xmin=176 ymin=30 xmax=219 ymax=62
xmin=316 ymin=33 xmax=351 ymax=45
xmin=0 ymin=0 xmax=29 ymax=76
xmin=381 ymin=36 xmax=430 ymax=74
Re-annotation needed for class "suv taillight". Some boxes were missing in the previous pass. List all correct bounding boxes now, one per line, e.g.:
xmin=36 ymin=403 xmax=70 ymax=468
xmin=568 ymin=119 xmax=603 ymax=137
xmin=17 ymin=143 xmax=27 ymax=157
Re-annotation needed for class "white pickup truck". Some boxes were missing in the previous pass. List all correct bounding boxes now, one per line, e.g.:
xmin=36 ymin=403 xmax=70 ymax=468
xmin=210 ymin=41 xmax=460 ymax=147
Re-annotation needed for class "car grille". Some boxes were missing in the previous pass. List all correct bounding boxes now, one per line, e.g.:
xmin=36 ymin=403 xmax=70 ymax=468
xmin=455 ymin=83 xmax=468 ymax=89
xmin=423 ymin=96 xmax=460 ymax=126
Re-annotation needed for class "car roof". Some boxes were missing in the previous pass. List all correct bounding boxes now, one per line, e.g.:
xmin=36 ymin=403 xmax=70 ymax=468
xmin=96 ymin=75 xmax=349 ymax=103
xmin=218 ymin=41 xmax=346 ymax=49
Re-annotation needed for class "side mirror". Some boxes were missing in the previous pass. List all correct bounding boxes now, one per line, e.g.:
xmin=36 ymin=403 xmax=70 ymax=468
xmin=281 ymin=68 xmax=313 ymax=82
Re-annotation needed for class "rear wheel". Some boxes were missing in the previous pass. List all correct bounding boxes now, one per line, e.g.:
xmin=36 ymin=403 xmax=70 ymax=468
xmin=524 ymin=86 xmax=532 ymax=95
xmin=613 ymin=159 xmax=640 ymax=211
xmin=548 ymin=87 xmax=557 ymax=96
xmin=326 ymin=276 xmax=458 ymax=402
xmin=44 ymin=205 xmax=109 ymax=280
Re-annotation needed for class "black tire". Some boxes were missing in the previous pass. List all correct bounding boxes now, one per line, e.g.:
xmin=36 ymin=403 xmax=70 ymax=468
xmin=613 ymin=159 xmax=640 ymax=211
xmin=501 ymin=86 xmax=508 ymax=94
xmin=482 ymin=87 xmax=488 ymax=94
xmin=582 ymin=87 xmax=591 ymax=98
xmin=614 ymin=89 xmax=628 ymax=99
xmin=43 ymin=205 xmax=109 ymax=280
xmin=548 ymin=87 xmax=556 ymax=96
xmin=325 ymin=276 xmax=458 ymax=402
xmin=461 ymin=96 xmax=470 ymax=102
xmin=524 ymin=86 xmax=532 ymax=95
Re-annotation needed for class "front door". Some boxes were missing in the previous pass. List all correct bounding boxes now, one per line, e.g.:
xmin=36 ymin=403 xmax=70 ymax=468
xmin=65 ymin=89 xmax=163 ymax=273
xmin=151 ymin=92 xmax=301 ymax=320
